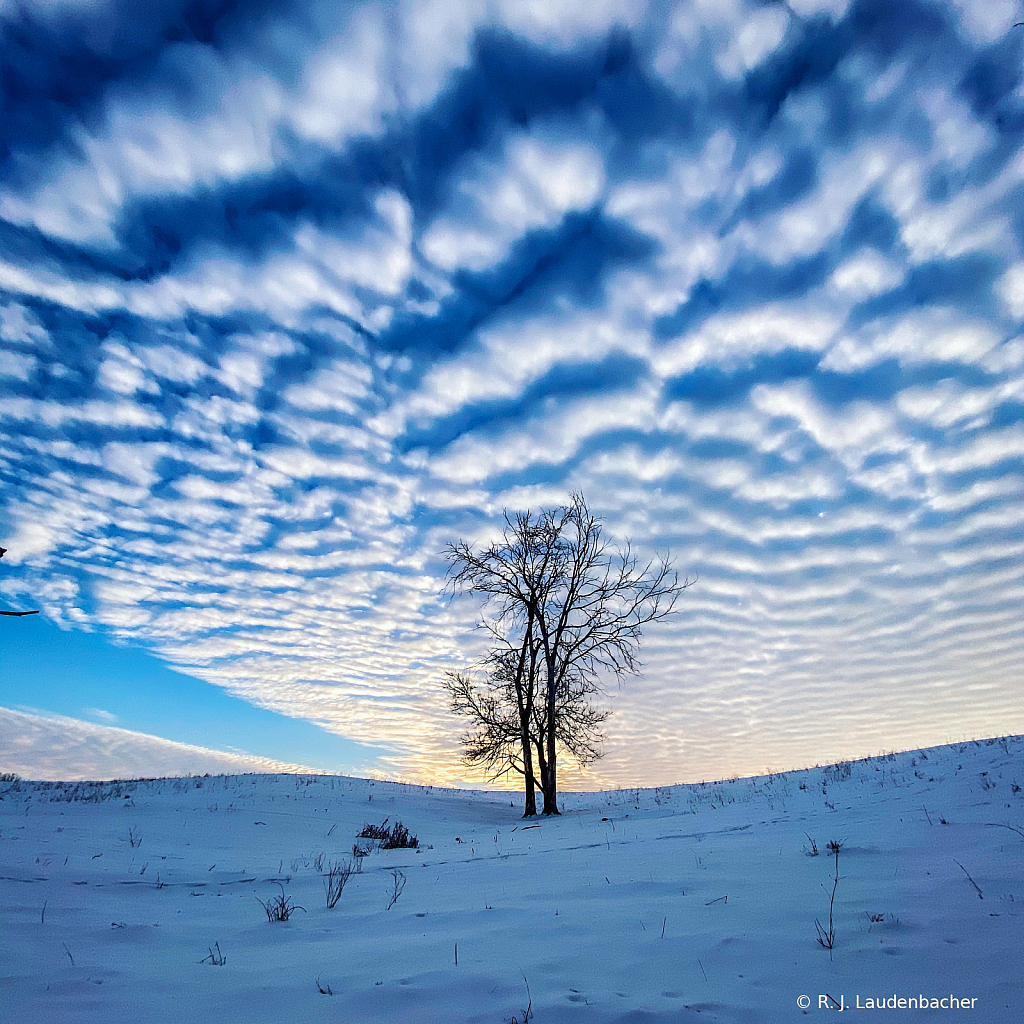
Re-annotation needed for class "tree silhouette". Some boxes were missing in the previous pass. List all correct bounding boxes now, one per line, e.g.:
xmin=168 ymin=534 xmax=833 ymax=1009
xmin=445 ymin=493 xmax=693 ymax=815
xmin=443 ymin=636 xmax=608 ymax=816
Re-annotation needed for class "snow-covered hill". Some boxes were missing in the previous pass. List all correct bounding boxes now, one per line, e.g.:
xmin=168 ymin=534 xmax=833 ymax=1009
xmin=2 ymin=736 xmax=1022 ymax=1022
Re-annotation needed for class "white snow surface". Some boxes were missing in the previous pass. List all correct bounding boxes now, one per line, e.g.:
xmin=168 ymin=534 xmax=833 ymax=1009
xmin=2 ymin=736 xmax=1022 ymax=1023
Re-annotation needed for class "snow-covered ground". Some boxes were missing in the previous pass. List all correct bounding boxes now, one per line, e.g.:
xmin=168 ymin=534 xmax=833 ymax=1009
xmin=2 ymin=736 xmax=1022 ymax=1023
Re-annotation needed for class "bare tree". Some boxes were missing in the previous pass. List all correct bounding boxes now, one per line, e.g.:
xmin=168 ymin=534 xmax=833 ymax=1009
xmin=444 ymin=515 xmax=553 ymax=816
xmin=444 ymin=639 xmax=608 ymax=816
xmin=445 ymin=493 xmax=693 ymax=815
xmin=0 ymin=548 xmax=39 ymax=617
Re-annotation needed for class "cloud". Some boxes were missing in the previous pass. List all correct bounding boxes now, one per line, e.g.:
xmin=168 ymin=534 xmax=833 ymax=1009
xmin=0 ymin=0 xmax=1022 ymax=786
xmin=0 ymin=706 xmax=320 ymax=780
xmin=0 ymin=520 xmax=58 ymax=563
xmin=83 ymin=707 xmax=118 ymax=722
xmin=421 ymin=131 xmax=606 ymax=273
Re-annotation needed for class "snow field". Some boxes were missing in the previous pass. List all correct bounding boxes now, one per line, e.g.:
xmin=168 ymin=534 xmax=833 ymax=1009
xmin=1 ymin=736 xmax=1022 ymax=1022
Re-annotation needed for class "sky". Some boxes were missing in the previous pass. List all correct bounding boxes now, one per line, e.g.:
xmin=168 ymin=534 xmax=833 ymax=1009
xmin=0 ymin=0 xmax=1022 ymax=787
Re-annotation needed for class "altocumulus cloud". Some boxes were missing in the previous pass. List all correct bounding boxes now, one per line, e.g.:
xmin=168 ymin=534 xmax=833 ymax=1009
xmin=1 ymin=0 xmax=1022 ymax=785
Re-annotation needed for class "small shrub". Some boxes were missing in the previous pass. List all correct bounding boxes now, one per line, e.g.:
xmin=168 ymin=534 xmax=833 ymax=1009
xmin=359 ymin=818 xmax=419 ymax=850
xmin=352 ymin=843 xmax=370 ymax=871
xmin=510 ymin=975 xmax=533 ymax=1023
xmin=324 ymin=859 xmax=354 ymax=909
xmin=803 ymin=832 xmax=819 ymax=856
xmin=358 ymin=818 xmax=391 ymax=845
xmin=198 ymin=942 xmax=227 ymax=966
xmin=814 ymin=840 xmax=843 ymax=960
xmin=381 ymin=821 xmax=418 ymax=849
xmin=386 ymin=869 xmax=406 ymax=910
xmin=257 ymin=884 xmax=306 ymax=922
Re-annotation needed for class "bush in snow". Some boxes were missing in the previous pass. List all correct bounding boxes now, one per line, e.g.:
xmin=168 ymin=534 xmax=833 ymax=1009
xmin=358 ymin=818 xmax=419 ymax=850
xmin=257 ymin=884 xmax=305 ymax=922
xmin=323 ymin=858 xmax=354 ymax=909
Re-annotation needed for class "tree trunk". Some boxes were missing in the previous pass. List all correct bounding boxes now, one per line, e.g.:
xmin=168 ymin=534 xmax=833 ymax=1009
xmin=543 ymin=654 xmax=560 ymax=814
xmin=520 ymin=717 xmax=536 ymax=816
xmin=534 ymin=737 xmax=549 ymax=804
xmin=514 ymin=621 xmax=538 ymax=817
xmin=540 ymin=724 xmax=559 ymax=814
xmin=523 ymin=770 xmax=537 ymax=817
xmin=541 ymin=778 xmax=559 ymax=815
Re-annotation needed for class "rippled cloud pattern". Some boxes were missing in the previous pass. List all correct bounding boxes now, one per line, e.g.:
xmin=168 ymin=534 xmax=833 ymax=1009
xmin=1 ymin=0 xmax=1022 ymax=785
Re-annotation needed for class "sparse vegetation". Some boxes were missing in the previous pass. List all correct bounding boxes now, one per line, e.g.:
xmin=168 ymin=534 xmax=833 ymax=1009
xmin=323 ymin=858 xmax=354 ymax=909
xmin=954 ymin=859 xmax=983 ymax=899
xmin=815 ymin=839 xmax=844 ymax=959
xmin=386 ymin=869 xmax=406 ymax=910
xmin=2 ymin=735 xmax=1021 ymax=1021
xmin=257 ymin=884 xmax=306 ymax=922
xmin=359 ymin=819 xmax=419 ymax=850
xmin=199 ymin=942 xmax=227 ymax=966
xmin=509 ymin=975 xmax=533 ymax=1023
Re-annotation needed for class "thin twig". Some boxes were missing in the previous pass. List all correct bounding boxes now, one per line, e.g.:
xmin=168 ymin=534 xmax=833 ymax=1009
xmin=984 ymin=822 xmax=1024 ymax=840
xmin=386 ymin=869 xmax=406 ymax=910
xmin=511 ymin=974 xmax=533 ymax=1023
xmin=815 ymin=843 xmax=840 ymax=960
xmin=697 ymin=959 xmax=707 ymax=981
xmin=953 ymin=859 xmax=983 ymax=899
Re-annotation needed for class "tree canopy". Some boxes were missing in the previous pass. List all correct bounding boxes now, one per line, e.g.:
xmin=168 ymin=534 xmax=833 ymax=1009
xmin=444 ymin=493 xmax=693 ymax=815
